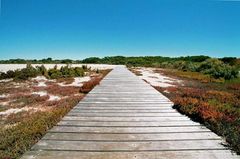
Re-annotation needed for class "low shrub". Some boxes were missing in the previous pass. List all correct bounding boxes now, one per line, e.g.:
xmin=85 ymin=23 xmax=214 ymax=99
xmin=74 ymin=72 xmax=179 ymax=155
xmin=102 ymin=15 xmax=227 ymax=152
xmin=56 ymin=77 xmax=74 ymax=84
xmin=227 ymin=83 xmax=240 ymax=90
xmin=162 ymin=85 xmax=240 ymax=154
xmin=0 ymin=96 xmax=81 ymax=159
xmin=48 ymin=67 xmax=63 ymax=79
xmin=80 ymin=77 xmax=101 ymax=93
xmin=74 ymin=67 xmax=84 ymax=76
xmin=36 ymin=65 xmax=48 ymax=77
xmin=45 ymin=84 xmax=79 ymax=96
xmin=48 ymin=65 xmax=85 ymax=79
xmin=13 ymin=64 xmax=39 ymax=80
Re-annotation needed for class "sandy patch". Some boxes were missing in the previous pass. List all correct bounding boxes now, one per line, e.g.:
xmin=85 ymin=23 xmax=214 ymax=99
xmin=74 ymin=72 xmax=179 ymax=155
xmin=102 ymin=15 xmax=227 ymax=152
xmin=32 ymin=76 xmax=55 ymax=87
xmin=164 ymin=90 xmax=170 ymax=94
xmin=37 ymin=81 xmax=47 ymax=87
xmin=0 ymin=78 xmax=13 ymax=83
xmin=135 ymin=67 xmax=182 ymax=87
xmin=0 ymin=101 xmax=9 ymax=106
xmin=0 ymin=107 xmax=39 ymax=116
xmin=48 ymin=95 xmax=61 ymax=101
xmin=0 ymin=64 xmax=117 ymax=73
xmin=32 ymin=76 xmax=47 ymax=81
xmin=32 ymin=91 xmax=48 ymax=96
xmin=31 ymin=91 xmax=60 ymax=101
xmin=58 ymin=76 xmax=91 ymax=87
xmin=0 ymin=94 xmax=9 ymax=99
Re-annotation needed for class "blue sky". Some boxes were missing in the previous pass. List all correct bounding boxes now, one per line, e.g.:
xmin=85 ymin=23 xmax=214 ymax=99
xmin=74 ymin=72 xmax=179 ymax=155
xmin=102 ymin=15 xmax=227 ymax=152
xmin=0 ymin=0 xmax=239 ymax=60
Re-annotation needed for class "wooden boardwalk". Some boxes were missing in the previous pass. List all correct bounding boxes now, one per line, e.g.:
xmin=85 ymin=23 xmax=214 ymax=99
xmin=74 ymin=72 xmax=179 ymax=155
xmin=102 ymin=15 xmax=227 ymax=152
xmin=22 ymin=66 xmax=239 ymax=159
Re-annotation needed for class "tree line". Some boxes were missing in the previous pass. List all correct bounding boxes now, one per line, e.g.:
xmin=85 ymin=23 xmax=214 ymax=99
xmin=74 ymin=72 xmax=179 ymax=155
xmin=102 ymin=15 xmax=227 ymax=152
xmin=0 ymin=56 xmax=239 ymax=80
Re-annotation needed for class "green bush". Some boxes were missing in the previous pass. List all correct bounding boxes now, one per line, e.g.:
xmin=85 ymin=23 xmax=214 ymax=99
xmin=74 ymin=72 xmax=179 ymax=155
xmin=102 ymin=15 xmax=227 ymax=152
xmin=48 ymin=68 xmax=63 ymax=79
xmin=36 ymin=65 xmax=48 ymax=77
xmin=47 ymin=65 xmax=85 ymax=79
xmin=74 ymin=67 xmax=84 ymax=76
xmin=0 ymin=72 xmax=8 ymax=80
xmin=81 ymin=65 xmax=88 ymax=71
xmin=198 ymin=59 xmax=238 ymax=80
xmin=6 ymin=70 xmax=16 ymax=78
xmin=14 ymin=64 xmax=39 ymax=80
xmin=182 ymin=62 xmax=199 ymax=72
xmin=60 ymin=65 xmax=75 ymax=77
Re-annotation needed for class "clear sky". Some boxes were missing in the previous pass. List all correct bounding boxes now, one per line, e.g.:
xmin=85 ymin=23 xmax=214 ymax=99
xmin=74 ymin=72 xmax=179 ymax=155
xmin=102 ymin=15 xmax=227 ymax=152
xmin=0 ymin=0 xmax=239 ymax=60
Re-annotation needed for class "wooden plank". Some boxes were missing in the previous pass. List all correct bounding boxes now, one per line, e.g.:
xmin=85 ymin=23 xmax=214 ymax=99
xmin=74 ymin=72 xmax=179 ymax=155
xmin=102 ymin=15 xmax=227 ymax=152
xmin=73 ymin=107 xmax=174 ymax=110
xmin=32 ymin=140 xmax=225 ymax=151
xmin=86 ymin=96 xmax=168 ymax=99
xmin=21 ymin=150 xmax=240 ymax=159
xmin=89 ymin=95 xmax=168 ymax=97
xmin=49 ymin=125 xmax=210 ymax=133
xmin=88 ymin=92 xmax=163 ymax=94
xmin=62 ymin=116 xmax=191 ymax=122
xmin=57 ymin=121 xmax=200 ymax=127
xmin=67 ymin=112 xmax=182 ymax=117
xmin=76 ymin=103 xmax=174 ymax=107
xmin=70 ymin=109 xmax=177 ymax=113
xmin=42 ymin=132 xmax=220 ymax=141
xmin=81 ymin=99 xmax=171 ymax=102
xmin=79 ymin=102 xmax=173 ymax=104
xmin=76 ymin=102 xmax=173 ymax=106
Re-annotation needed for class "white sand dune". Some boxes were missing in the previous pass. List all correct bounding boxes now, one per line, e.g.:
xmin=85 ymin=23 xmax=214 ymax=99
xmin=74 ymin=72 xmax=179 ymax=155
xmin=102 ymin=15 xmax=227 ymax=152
xmin=0 ymin=64 xmax=117 ymax=73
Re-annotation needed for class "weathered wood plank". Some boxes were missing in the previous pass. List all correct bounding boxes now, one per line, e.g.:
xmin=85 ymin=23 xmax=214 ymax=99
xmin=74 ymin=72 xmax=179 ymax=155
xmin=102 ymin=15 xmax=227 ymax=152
xmin=62 ymin=116 xmax=191 ymax=122
xmin=67 ymin=112 xmax=182 ymax=117
xmin=42 ymin=132 xmax=220 ymax=141
xmin=57 ymin=120 xmax=200 ymax=127
xmin=70 ymin=109 xmax=177 ymax=113
xmin=76 ymin=104 xmax=174 ymax=107
xmin=49 ymin=125 xmax=210 ymax=133
xmin=73 ymin=107 xmax=174 ymax=110
xmin=21 ymin=150 xmax=240 ymax=159
xmin=32 ymin=140 xmax=226 ymax=151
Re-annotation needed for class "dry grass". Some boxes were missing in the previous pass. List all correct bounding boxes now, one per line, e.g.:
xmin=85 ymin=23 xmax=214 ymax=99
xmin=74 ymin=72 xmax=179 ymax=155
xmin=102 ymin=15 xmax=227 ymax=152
xmin=79 ymin=69 xmax=111 ymax=93
xmin=56 ymin=77 xmax=74 ymax=84
xmin=80 ymin=77 xmax=101 ymax=93
xmin=45 ymin=84 xmax=80 ymax=96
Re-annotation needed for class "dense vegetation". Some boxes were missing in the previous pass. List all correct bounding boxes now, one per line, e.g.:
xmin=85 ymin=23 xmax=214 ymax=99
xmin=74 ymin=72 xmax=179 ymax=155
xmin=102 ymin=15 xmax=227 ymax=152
xmin=0 ymin=64 xmax=86 ymax=80
xmin=1 ymin=56 xmax=239 ymax=80
xmin=82 ymin=56 xmax=239 ymax=80
xmin=0 ymin=58 xmax=80 ymax=64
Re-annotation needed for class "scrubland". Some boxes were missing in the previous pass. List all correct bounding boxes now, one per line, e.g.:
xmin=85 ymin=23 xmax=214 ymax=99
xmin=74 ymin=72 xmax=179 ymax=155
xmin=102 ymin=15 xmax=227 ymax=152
xmin=0 ymin=64 xmax=111 ymax=158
